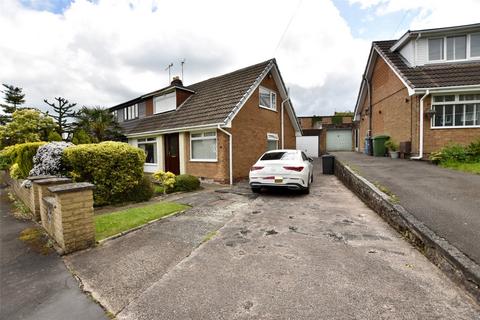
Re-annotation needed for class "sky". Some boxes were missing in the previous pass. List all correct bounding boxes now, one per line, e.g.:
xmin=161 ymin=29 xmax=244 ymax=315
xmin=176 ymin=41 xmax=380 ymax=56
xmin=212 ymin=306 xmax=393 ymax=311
xmin=1 ymin=0 xmax=479 ymax=117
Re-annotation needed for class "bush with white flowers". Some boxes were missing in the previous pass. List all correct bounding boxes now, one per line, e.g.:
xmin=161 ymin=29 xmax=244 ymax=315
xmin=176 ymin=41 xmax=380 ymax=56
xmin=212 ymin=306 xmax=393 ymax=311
xmin=29 ymin=141 xmax=72 ymax=177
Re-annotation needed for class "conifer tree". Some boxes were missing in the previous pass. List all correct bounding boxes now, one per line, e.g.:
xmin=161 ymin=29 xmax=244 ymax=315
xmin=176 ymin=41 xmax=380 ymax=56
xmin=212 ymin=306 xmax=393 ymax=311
xmin=0 ymin=84 xmax=26 ymax=124
xmin=44 ymin=97 xmax=77 ymax=136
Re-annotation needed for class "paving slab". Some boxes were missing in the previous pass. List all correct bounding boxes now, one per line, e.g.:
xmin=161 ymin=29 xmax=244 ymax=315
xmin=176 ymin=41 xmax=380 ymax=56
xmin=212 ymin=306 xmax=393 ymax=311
xmin=0 ymin=187 xmax=106 ymax=320
xmin=110 ymin=169 xmax=479 ymax=319
xmin=333 ymin=152 xmax=480 ymax=265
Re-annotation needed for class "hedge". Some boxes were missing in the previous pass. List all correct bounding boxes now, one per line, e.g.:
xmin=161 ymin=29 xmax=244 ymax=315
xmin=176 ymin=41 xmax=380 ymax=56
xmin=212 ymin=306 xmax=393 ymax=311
xmin=1 ymin=142 xmax=46 ymax=178
xmin=63 ymin=141 xmax=146 ymax=206
xmin=175 ymin=174 xmax=200 ymax=192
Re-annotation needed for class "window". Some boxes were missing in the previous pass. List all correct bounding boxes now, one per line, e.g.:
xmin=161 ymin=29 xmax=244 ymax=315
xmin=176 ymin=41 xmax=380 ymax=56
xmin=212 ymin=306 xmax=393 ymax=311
xmin=124 ymin=104 xmax=138 ymax=121
xmin=432 ymin=94 xmax=480 ymax=128
xmin=428 ymin=33 xmax=480 ymax=62
xmin=446 ymin=35 xmax=466 ymax=60
xmin=154 ymin=92 xmax=176 ymax=114
xmin=471 ymin=34 xmax=480 ymax=57
xmin=428 ymin=38 xmax=443 ymax=61
xmin=190 ymin=131 xmax=217 ymax=161
xmin=259 ymin=86 xmax=277 ymax=111
xmin=266 ymin=133 xmax=278 ymax=151
xmin=137 ymin=137 xmax=157 ymax=164
xmin=260 ymin=151 xmax=297 ymax=161
xmin=112 ymin=110 xmax=118 ymax=119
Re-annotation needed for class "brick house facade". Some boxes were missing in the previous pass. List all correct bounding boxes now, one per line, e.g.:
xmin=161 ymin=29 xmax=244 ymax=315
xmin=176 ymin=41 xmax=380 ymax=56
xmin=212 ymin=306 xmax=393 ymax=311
xmin=110 ymin=59 xmax=301 ymax=183
xmin=355 ymin=24 xmax=480 ymax=158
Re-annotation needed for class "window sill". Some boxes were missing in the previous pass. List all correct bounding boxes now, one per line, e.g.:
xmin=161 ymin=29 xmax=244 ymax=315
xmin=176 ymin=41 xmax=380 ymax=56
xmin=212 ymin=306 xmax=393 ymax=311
xmin=430 ymin=125 xmax=480 ymax=129
xmin=259 ymin=105 xmax=277 ymax=112
xmin=190 ymin=159 xmax=218 ymax=163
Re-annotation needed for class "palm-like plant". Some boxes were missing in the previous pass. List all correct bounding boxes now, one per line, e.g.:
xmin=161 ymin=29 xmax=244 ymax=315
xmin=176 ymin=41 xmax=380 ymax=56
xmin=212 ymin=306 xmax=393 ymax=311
xmin=73 ymin=106 xmax=124 ymax=142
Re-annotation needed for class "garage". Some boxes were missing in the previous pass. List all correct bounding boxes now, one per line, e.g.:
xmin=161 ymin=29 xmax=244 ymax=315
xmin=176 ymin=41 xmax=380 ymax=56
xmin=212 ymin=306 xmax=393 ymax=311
xmin=296 ymin=136 xmax=319 ymax=157
xmin=326 ymin=129 xmax=352 ymax=151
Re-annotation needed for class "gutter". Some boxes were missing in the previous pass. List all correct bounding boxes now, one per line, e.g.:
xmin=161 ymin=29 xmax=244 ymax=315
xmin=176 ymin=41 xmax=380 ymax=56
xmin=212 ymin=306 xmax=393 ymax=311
xmin=411 ymin=90 xmax=429 ymax=160
xmin=217 ymin=125 xmax=233 ymax=185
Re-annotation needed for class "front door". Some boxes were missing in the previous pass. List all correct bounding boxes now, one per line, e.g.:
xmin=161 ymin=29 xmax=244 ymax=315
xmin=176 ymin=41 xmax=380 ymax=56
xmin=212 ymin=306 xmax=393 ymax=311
xmin=164 ymin=133 xmax=180 ymax=174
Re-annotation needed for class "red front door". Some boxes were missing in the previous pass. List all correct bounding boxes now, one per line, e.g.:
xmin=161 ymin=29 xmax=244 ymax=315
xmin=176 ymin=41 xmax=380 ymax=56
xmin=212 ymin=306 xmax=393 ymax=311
xmin=164 ymin=133 xmax=180 ymax=175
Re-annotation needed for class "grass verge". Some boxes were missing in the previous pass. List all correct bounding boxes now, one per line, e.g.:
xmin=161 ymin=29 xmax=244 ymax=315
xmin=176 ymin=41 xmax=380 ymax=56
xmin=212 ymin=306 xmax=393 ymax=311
xmin=439 ymin=161 xmax=480 ymax=175
xmin=95 ymin=202 xmax=190 ymax=241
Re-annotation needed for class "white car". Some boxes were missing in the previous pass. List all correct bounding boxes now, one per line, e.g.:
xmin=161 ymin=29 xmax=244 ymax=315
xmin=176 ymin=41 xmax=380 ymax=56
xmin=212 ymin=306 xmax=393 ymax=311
xmin=249 ymin=149 xmax=314 ymax=194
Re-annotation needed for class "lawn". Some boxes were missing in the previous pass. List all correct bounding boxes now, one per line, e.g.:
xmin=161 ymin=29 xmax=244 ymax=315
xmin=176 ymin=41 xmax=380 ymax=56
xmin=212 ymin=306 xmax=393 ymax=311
xmin=440 ymin=161 xmax=480 ymax=175
xmin=95 ymin=202 xmax=190 ymax=241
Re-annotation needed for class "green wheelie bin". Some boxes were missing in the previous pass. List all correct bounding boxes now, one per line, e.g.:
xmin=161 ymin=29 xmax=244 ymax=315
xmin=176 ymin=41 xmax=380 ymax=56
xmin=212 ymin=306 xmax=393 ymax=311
xmin=372 ymin=135 xmax=389 ymax=157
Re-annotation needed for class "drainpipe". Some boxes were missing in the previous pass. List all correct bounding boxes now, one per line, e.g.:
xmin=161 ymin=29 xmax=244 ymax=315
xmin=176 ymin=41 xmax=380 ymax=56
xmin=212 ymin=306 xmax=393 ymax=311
xmin=364 ymin=75 xmax=373 ymax=155
xmin=411 ymin=90 xmax=429 ymax=160
xmin=217 ymin=125 xmax=233 ymax=185
xmin=281 ymin=96 xmax=290 ymax=149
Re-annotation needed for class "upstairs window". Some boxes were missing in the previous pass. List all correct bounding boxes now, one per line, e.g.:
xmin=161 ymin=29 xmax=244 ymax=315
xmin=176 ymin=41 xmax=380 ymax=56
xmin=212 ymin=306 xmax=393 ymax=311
xmin=259 ymin=86 xmax=277 ymax=111
xmin=471 ymin=34 xmax=480 ymax=57
xmin=154 ymin=92 xmax=176 ymax=114
xmin=428 ymin=38 xmax=443 ymax=61
xmin=432 ymin=94 xmax=480 ymax=128
xmin=124 ymin=104 xmax=138 ymax=121
xmin=446 ymin=35 xmax=466 ymax=60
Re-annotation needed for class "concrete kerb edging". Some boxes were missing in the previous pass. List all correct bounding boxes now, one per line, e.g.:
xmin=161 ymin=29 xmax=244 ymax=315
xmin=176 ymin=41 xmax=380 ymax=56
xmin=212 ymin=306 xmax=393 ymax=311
xmin=334 ymin=158 xmax=480 ymax=304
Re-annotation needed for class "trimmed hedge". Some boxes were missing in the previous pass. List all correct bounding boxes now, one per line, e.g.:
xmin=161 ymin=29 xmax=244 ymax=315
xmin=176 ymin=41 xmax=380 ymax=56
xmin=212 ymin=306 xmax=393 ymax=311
xmin=1 ymin=142 xmax=46 ymax=178
xmin=63 ymin=141 xmax=146 ymax=206
xmin=175 ymin=174 xmax=200 ymax=192
xmin=123 ymin=175 xmax=154 ymax=203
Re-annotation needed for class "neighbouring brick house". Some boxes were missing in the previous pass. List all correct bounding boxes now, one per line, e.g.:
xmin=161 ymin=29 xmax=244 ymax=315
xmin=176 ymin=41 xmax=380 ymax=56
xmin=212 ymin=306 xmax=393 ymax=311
xmin=354 ymin=23 xmax=480 ymax=158
xmin=110 ymin=59 xmax=301 ymax=183
xmin=297 ymin=113 xmax=354 ymax=156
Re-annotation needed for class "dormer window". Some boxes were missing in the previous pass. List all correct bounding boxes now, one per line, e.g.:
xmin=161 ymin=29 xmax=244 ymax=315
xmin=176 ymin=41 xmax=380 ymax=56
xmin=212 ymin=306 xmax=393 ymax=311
xmin=124 ymin=104 xmax=138 ymax=121
xmin=446 ymin=35 xmax=466 ymax=60
xmin=428 ymin=33 xmax=480 ymax=63
xmin=154 ymin=92 xmax=176 ymax=114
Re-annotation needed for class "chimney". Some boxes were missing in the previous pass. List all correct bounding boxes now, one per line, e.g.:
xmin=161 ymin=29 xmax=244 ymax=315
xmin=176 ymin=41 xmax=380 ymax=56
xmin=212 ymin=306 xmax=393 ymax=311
xmin=171 ymin=76 xmax=183 ymax=87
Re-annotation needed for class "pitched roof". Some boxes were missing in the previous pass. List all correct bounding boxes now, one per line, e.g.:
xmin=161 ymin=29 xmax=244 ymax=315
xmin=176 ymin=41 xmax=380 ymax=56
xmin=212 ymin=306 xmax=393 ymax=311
xmin=117 ymin=59 xmax=275 ymax=135
xmin=374 ymin=40 xmax=480 ymax=89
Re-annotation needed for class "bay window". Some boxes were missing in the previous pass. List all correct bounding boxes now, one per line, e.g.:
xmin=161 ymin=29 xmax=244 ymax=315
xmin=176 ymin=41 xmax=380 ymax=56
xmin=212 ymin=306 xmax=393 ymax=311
xmin=190 ymin=131 xmax=217 ymax=161
xmin=137 ymin=137 xmax=157 ymax=164
xmin=432 ymin=94 xmax=480 ymax=128
xmin=259 ymin=86 xmax=277 ymax=111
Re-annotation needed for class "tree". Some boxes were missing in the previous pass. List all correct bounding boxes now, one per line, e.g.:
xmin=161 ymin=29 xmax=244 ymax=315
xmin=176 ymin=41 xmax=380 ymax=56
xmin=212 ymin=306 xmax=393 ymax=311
xmin=0 ymin=84 xmax=26 ymax=125
xmin=73 ymin=106 xmax=124 ymax=142
xmin=0 ymin=109 xmax=58 ymax=148
xmin=44 ymin=97 xmax=77 ymax=137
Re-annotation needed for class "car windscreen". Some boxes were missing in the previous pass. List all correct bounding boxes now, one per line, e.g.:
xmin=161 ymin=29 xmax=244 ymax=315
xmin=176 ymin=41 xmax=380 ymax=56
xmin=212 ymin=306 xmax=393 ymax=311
xmin=260 ymin=152 xmax=297 ymax=161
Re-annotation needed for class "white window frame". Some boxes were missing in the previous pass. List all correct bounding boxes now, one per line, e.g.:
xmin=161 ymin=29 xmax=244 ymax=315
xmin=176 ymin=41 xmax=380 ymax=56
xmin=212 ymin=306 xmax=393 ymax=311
xmin=470 ymin=33 xmax=480 ymax=58
xmin=427 ymin=33 xmax=480 ymax=63
xmin=137 ymin=137 xmax=158 ymax=164
xmin=124 ymin=104 xmax=138 ymax=121
xmin=190 ymin=130 xmax=218 ymax=162
xmin=154 ymin=92 xmax=176 ymax=114
xmin=266 ymin=132 xmax=279 ymax=151
xmin=259 ymin=86 xmax=277 ymax=111
xmin=431 ymin=93 xmax=480 ymax=129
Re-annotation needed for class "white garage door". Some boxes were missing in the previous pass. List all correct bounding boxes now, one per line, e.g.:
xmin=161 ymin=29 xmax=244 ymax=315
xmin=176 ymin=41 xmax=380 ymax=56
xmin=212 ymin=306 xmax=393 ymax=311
xmin=296 ymin=136 xmax=319 ymax=157
xmin=326 ymin=130 xmax=352 ymax=151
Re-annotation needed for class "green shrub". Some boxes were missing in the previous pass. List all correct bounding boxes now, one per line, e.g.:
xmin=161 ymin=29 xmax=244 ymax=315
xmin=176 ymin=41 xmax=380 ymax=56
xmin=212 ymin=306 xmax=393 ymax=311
xmin=71 ymin=129 xmax=92 ymax=144
xmin=174 ymin=174 xmax=200 ymax=192
xmin=9 ymin=163 xmax=21 ymax=179
xmin=0 ymin=152 xmax=12 ymax=170
xmin=152 ymin=170 xmax=176 ymax=194
xmin=2 ymin=142 xmax=46 ymax=179
xmin=63 ymin=141 xmax=145 ymax=206
xmin=466 ymin=139 xmax=480 ymax=161
xmin=429 ymin=140 xmax=480 ymax=164
xmin=48 ymin=131 xmax=62 ymax=142
xmin=123 ymin=175 xmax=154 ymax=203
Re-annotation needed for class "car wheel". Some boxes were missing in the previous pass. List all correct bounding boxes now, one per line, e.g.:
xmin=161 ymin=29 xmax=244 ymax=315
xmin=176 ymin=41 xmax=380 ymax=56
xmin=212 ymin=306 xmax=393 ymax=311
xmin=251 ymin=187 xmax=261 ymax=193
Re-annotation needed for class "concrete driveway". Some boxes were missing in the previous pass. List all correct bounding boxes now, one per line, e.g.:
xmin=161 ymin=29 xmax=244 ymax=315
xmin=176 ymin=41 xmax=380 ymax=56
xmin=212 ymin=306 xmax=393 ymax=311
xmin=333 ymin=152 xmax=480 ymax=265
xmin=64 ymin=160 xmax=479 ymax=319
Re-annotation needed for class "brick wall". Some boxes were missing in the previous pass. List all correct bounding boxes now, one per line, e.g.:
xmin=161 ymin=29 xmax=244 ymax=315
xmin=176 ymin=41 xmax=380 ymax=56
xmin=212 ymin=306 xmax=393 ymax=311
xmin=231 ymin=72 xmax=297 ymax=180
xmin=358 ymin=56 xmax=413 ymax=152
xmin=184 ymin=129 xmax=229 ymax=183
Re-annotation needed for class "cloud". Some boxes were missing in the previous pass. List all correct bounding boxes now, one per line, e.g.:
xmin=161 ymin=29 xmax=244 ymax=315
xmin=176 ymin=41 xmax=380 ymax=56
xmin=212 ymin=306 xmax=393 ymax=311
xmin=0 ymin=0 xmax=373 ymax=116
